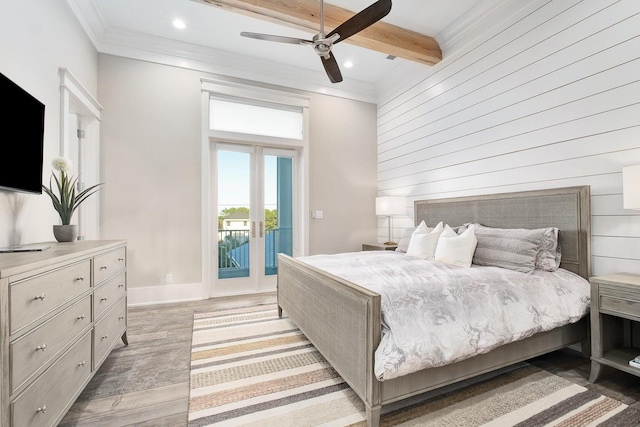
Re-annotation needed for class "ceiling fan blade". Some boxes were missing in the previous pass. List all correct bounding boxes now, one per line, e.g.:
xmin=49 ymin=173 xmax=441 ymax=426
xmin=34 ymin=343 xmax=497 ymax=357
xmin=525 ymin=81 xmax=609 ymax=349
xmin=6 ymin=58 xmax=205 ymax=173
xmin=240 ymin=32 xmax=313 ymax=45
xmin=327 ymin=0 xmax=392 ymax=44
xmin=321 ymin=52 xmax=343 ymax=83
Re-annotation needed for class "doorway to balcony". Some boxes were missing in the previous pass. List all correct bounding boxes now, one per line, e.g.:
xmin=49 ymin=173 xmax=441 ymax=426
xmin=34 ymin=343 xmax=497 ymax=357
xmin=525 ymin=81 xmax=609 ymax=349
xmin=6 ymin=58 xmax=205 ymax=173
xmin=202 ymin=80 xmax=309 ymax=297
xmin=214 ymin=143 xmax=297 ymax=295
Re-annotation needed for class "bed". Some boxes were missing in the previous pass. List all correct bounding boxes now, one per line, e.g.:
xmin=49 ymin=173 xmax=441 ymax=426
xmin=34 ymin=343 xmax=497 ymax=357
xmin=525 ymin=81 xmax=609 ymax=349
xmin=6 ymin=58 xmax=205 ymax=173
xmin=277 ymin=186 xmax=591 ymax=427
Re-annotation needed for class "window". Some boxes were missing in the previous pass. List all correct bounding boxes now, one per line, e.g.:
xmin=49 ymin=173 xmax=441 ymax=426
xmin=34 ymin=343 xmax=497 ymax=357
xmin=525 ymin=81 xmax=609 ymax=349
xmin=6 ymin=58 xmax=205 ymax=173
xmin=209 ymin=97 xmax=303 ymax=140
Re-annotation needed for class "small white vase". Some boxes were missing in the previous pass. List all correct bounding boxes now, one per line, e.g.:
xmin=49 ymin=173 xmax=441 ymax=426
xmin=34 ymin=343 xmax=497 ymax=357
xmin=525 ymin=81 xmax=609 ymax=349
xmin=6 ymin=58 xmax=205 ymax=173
xmin=53 ymin=225 xmax=78 ymax=242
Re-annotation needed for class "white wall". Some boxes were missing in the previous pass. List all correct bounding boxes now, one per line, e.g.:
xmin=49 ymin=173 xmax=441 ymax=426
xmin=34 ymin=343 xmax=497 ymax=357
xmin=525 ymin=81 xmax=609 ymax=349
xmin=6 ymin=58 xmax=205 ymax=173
xmin=0 ymin=0 xmax=98 ymax=247
xmin=309 ymin=94 xmax=378 ymax=255
xmin=376 ymin=0 xmax=640 ymax=277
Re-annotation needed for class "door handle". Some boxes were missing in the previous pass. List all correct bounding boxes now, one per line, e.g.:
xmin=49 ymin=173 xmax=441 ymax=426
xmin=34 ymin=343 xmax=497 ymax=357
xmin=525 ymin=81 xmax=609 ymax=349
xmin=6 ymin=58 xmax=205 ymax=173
xmin=260 ymin=221 xmax=264 ymax=238
xmin=251 ymin=221 xmax=256 ymax=238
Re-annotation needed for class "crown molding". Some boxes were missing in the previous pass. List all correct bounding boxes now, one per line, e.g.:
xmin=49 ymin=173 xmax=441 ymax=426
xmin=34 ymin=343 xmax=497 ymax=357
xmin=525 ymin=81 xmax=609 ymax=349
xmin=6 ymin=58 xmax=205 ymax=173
xmin=65 ymin=0 xmax=377 ymax=103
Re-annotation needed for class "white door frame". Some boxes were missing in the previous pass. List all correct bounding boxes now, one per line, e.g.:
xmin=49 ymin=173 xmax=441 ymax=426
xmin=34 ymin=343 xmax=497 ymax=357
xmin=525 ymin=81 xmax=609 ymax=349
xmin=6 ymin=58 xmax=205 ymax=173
xmin=59 ymin=68 xmax=103 ymax=239
xmin=201 ymin=78 xmax=310 ymax=298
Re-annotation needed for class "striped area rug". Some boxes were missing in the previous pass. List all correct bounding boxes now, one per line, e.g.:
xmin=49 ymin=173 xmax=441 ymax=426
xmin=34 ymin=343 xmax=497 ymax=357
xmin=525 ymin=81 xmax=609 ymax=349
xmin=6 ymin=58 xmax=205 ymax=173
xmin=188 ymin=304 xmax=639 ymax=426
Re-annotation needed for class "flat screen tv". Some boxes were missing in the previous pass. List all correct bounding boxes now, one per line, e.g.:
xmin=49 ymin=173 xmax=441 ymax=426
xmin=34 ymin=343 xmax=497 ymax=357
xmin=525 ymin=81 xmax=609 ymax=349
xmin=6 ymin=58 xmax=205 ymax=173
xmin=0 ymin=72 xmax=45 ymax=194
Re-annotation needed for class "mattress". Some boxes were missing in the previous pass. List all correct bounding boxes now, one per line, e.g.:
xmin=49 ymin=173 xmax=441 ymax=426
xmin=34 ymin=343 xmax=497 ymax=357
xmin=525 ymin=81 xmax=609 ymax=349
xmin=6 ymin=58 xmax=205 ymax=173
xmin=298 ymin=250 xmax=590 ymax=381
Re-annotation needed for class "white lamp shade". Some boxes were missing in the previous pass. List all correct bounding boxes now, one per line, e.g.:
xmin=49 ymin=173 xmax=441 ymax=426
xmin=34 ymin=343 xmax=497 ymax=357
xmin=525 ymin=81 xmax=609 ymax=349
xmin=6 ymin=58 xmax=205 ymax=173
xmin=376 ymin=196 xmax=405 ymax=216
xmin=623 ymin=165 xmax=640 ymax=210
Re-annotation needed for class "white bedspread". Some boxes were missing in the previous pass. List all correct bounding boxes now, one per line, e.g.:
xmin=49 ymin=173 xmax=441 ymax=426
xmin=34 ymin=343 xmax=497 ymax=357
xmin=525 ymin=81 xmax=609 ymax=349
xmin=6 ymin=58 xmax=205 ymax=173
xmin=297 ymin=251 xmax=590 ymax=381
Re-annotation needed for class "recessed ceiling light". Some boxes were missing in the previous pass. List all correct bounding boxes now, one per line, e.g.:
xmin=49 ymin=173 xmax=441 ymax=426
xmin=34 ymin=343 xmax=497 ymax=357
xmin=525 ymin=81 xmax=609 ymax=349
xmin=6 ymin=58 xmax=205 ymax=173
xmin=344 ymin=61 xmax=354 ymax=68
xmin=173 ymin=19 xmax=186 ymax=29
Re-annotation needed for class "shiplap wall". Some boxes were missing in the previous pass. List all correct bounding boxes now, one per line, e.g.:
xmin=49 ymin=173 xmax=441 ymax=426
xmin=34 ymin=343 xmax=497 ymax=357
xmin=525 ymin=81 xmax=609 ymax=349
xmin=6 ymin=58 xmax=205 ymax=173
xmin=376 ymin=0 xmax=640 ymax=276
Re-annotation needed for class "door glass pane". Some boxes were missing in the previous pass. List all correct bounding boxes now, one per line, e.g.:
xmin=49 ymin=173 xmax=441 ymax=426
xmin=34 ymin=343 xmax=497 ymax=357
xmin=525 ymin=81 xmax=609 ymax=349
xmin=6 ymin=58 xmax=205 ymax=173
xmin=218 ymin=150 xmax=251 ymax=279
xmin=264 ymin=155 xmax=293 ymax=276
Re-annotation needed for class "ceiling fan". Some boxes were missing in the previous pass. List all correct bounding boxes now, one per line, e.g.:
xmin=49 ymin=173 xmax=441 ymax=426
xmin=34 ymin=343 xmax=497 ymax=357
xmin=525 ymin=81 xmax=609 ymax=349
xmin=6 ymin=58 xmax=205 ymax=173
xmin=240 ymin=0 xmax=392 ymax=83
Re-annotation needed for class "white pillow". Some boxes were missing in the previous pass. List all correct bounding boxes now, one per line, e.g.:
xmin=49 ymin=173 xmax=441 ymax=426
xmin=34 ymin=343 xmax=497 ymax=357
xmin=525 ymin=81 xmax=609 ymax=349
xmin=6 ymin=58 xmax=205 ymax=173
xmin=406 ymin=222 xmax=444 ymax=260
xmin=413 ymin=220 xmax=430 ymax=234
xmin=435 ymin=224 xmax=478 ymax=268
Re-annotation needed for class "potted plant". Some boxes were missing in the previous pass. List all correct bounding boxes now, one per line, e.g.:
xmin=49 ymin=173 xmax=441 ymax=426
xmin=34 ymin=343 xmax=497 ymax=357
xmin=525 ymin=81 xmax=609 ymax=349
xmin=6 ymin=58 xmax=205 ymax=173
xmin=42 ymin=157 xmax=103 ymax=242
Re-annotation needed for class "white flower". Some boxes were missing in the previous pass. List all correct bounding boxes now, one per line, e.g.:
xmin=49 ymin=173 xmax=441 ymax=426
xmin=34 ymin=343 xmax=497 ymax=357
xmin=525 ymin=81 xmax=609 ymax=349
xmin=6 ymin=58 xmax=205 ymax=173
xmin=51 ymin=157 xmax=73 ymax=173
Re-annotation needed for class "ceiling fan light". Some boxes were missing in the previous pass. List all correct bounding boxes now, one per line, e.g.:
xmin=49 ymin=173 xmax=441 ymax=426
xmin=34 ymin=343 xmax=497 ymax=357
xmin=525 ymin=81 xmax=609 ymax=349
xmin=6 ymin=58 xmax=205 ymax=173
xmin=172 ymin=19 xmax=186 ymax=29
xmin=344 ymin=61 xmax=353 ymax=68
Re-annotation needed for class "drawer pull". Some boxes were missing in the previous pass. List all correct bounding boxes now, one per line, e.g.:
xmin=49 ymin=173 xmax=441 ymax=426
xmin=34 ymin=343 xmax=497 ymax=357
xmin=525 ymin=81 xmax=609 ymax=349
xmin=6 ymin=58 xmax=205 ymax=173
xmin=119 ymin=316 xmax=125 ymax=320
xmin=34 ymin=293 xmax=46 ymax=301
xmin=77 ymin=314 xmax=86 ymax=320
xmin=101 ymin=297 xmax=108 ymax=302
xmin=78 ymin=360 xmax=86 ymax=367
xmin=36 ymin=405 xmax=47 ymax=414
xmin=35 ymin=344 xmax=47 ymax=352
xmin=100 ymin=266 xmax=108 ymax=270
xmin=118 ymin=257 xmax=124 ymax=262
xmin=118 ymin=284 xmax=124 ymax=288
xmin=76 ymin=276 xmax=85 ymax=281
xmin=101 ymin=335 xmax=108 ymax=340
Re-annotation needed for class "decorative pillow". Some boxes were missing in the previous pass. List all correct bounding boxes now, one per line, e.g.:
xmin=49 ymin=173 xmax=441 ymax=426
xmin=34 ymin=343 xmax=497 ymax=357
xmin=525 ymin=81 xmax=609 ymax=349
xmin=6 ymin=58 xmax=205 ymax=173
xmin=535 ymin=227 xmax=561 ymax=271
xmin=471 ymin=224 xmax=547 ymax=274
xmin=413 ymin=220 xmax=430 ymax=234
xmin=406 ymin=222 xmax=444 ymax=260
xmin=434 ymin=224 xmax=477 ymax=268
xmin=395 ymin=227 xmax=416 ymax=253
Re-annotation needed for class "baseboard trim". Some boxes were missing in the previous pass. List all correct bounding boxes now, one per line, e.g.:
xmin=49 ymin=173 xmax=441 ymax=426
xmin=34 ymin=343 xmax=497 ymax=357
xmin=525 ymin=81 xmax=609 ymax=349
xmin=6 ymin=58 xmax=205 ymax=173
xmin=127 ymin=282 xmax=208 ymax=306
xmin=127 ymin=282 xmax=278 ymax=306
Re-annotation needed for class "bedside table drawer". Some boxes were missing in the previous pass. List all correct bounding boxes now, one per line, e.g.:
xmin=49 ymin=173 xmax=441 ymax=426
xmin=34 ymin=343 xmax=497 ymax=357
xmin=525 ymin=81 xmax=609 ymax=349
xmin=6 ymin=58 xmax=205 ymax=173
xmin=600 ymin=295 xmax=640 ymax=320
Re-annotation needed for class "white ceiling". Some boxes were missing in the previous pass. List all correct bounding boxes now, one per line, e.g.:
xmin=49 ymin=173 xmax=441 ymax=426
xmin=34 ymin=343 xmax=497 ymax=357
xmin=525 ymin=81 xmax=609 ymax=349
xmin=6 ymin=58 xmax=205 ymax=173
xmin=67 ymin=0 xmax=484 ymax=88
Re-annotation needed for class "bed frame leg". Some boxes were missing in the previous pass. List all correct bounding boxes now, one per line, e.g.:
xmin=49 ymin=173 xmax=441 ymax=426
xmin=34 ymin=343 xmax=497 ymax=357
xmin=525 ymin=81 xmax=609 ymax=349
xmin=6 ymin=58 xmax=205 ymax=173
xmin=277 ymin=305 xmax=283 ymax=318
xmin=366 ymin=404 xmax=381 ymax=427
xmin=580 ymin=338 xmax=590 ymax=358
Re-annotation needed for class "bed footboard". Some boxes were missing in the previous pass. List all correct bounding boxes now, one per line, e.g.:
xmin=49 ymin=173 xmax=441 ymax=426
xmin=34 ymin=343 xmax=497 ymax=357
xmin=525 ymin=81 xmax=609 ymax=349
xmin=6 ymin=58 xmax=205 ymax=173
xmin=277 ymin=254 xmax=382 ymax=425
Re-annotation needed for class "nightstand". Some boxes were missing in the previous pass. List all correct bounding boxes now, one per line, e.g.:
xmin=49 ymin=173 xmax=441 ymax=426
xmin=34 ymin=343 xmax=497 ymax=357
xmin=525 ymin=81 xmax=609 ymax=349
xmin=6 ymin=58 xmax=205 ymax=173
xmin=362 ymin=243 xmax=398 ymax=251
xmin=589 ymin=273 xmax=640 ymax=382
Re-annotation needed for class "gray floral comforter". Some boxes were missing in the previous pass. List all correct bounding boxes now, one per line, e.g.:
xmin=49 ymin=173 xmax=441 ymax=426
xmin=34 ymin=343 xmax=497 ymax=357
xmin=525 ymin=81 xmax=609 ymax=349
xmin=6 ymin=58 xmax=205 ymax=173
xmin=298 ymin=251 xmax=590 ymax=381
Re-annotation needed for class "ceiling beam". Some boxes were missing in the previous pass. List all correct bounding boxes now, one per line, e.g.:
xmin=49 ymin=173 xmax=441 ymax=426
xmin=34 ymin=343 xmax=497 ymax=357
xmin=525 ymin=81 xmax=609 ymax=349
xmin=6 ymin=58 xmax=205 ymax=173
xmin=201 ymin=0 xmax=442 ymax=66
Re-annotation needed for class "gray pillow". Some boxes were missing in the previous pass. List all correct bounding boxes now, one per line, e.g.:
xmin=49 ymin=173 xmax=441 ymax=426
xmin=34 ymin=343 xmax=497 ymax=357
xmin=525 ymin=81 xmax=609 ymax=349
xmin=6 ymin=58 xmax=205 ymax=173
xmin=471 ymin=224 xmax=546 ymax=274
xmin=395 ymin=227 xmax=416 ymax=253
xmin=535 ymin=227 xmax=561 ymax=271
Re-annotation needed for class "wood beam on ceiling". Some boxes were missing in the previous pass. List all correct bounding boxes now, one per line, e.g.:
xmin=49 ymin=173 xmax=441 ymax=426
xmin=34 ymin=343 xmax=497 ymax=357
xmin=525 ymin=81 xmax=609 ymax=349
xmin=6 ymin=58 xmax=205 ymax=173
xmin=201 ymin=0 xmax=442 ymax=66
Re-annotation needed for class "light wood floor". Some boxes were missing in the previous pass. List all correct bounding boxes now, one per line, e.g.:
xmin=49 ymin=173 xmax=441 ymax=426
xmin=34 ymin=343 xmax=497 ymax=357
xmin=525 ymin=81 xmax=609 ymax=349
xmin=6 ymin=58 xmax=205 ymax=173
xmin=60 ymin=293 xmax=640 ymax=426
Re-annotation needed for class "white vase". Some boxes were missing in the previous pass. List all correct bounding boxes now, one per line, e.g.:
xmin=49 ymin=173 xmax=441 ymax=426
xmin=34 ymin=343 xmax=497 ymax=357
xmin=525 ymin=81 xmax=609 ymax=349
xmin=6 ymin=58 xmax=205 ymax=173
xmin=53 ymin=225 xmax=78 ymax=242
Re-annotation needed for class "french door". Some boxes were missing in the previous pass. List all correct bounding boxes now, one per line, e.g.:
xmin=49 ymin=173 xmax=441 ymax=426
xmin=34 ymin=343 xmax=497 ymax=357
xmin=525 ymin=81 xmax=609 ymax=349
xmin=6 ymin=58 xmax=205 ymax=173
xmin=214 ymin=143 xmax=296 ymax=295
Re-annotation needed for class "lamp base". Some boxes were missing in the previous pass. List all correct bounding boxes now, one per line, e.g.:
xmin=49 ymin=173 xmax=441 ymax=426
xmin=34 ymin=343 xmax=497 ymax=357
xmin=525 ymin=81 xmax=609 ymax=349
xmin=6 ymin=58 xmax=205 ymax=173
xmin=384 ymin=241 xmax=397 ymax=245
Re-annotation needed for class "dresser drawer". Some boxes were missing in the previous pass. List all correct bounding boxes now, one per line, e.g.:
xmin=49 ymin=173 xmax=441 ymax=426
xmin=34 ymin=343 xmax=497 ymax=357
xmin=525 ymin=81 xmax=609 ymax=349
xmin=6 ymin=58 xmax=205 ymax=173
xmin=10 ymin=295 xmax=91 ymax=394
xmin=94 ymin=271 xmax=126 ymax=320
xmin=94 ymin=297 xmax=127 ymax=368
xmin=11 ymin=331 xmax=91 ymax=427
xmin=94 ymin=247 xmax=126 ymax=285
xmin=10 ymin=260 xmax=91 ymax=335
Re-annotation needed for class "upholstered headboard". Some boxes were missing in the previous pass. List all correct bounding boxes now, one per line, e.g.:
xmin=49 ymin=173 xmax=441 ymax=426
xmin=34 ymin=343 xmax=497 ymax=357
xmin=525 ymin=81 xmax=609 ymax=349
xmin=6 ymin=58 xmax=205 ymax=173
xmin=414 ymin=186 xmax=591 ymax=280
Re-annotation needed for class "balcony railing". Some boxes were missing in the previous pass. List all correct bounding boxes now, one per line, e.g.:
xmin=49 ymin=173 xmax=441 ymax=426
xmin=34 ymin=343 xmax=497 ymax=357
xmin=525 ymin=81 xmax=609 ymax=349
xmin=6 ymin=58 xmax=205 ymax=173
xmin=217 ymin=228 xmax=280 ymax=278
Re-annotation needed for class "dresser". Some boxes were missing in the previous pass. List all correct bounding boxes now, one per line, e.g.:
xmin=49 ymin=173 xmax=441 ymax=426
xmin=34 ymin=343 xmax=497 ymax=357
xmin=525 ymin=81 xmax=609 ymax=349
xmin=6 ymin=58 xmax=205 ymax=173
xmin=0 ymin=240 xmax=127 ymax=427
